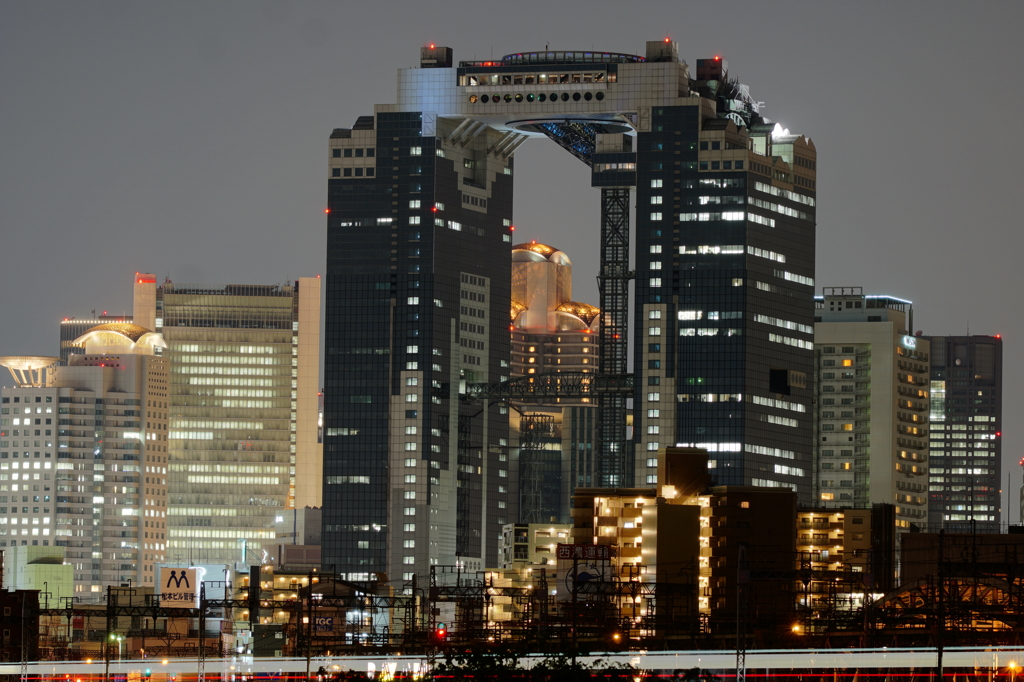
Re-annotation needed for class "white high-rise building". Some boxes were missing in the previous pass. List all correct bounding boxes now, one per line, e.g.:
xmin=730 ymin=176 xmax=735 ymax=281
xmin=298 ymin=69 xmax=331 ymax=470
xmin=1 ymin=322 xmax=170 ymax=593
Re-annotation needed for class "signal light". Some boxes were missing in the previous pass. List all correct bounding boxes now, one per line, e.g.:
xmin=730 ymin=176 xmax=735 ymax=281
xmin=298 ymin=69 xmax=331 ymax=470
xmin=435 ymin=622 xmax=447 ymax=640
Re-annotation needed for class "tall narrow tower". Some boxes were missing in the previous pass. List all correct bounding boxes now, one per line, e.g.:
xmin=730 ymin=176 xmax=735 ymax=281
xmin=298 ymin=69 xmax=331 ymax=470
xmin=925 ymin=334 xmax=1003 ymax=531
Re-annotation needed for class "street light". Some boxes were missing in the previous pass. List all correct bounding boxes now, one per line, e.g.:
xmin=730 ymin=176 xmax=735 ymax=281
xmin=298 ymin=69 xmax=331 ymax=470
xmin=109 ymin=633 xmax=124 ymax=661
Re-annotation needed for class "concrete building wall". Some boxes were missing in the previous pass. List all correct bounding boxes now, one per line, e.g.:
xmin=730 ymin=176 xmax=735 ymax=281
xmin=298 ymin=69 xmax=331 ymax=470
xmin=2 ymin=545 xmax=74 ymax=606
xmin=2 ymin=325 xmax=170 ymax=593
xmin=295 ymin=276 xmax=323 ymax=509
xmin=813 ymin=292 xmax=929 ymax=530
xmin=59 ymin=347 xmax=169 ymax=591
xmin=136 ymin=279 xmax=319 ymax=567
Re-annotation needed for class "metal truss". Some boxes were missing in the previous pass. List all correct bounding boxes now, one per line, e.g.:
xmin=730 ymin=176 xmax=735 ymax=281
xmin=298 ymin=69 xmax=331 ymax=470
xmin=520 ymin=413 xmax=555 ymax=524
xmin=464 ymin=371 xmax=632 ymax=401
xmin=535 ymin=120 xmax=604 ymax=165
xmin=597 ymin=187 xmax=634 ymax=487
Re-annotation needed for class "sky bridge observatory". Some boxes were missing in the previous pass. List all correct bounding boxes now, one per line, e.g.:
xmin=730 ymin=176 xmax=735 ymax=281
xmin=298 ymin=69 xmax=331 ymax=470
xmin=324 ymin=40 xmax=817 ymax=580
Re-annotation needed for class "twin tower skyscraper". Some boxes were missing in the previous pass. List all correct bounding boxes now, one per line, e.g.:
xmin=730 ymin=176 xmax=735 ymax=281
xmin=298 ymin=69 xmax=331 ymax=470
xmin=323 ymin=42 xmax=817 ymax=582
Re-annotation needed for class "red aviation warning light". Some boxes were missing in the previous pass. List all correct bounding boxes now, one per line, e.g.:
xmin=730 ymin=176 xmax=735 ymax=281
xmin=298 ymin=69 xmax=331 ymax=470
xmin=324 ymin=208 xmax=330 ymax=214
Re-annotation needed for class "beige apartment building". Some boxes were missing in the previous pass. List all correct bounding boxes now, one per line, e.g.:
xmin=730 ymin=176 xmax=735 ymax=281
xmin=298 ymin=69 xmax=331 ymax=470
xmin=813 ymin=288 xmax=930 ymax=530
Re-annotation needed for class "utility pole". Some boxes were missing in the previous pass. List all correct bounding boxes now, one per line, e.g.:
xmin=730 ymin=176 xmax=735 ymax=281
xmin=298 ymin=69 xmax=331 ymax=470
xmin=936 ymin=530 xmax=945 ymax=682
xmin=571 ymin=553 xmax=579 ymax=667
xmin=104 ymin=585 xmax=113 ymax=682
xmin=20 ymin=590 xmax=28 ymax=682
xmin=736 ymin=545 xmax=746 ymax=682
xmin=305 ymin=569 xmax=315 ymax=682
xmin=410 ymin=573 xmax=417 ymax=649
xmin=198 ymin=583 xmax=206 ymax=682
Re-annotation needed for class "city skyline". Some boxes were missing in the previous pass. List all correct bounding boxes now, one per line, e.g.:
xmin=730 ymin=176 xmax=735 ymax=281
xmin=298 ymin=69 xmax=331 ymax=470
xmin=2 ymin=2 xmax=1023 ymax=521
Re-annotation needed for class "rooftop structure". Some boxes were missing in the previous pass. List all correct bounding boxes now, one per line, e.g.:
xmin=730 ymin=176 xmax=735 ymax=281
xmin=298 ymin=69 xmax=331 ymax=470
xmin=0 ymin=356 xmax=61 ymax=388
xmin=59 ymin=313 xmax=133 ymax=365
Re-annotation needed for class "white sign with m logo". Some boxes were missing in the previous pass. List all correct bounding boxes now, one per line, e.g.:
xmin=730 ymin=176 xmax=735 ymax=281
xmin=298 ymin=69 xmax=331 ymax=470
xmin=158 ymin=567 xmax=199 ymax=607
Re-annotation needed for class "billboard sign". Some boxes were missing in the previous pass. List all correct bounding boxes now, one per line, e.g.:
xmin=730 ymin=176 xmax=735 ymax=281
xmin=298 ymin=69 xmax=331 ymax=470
xmin=158 ymin=567 xmax=199 ymax=607
xmin=556 ymin=543 xmax=613 ymax=560
xmin=314 ymin=616 xmax=334 ymax=632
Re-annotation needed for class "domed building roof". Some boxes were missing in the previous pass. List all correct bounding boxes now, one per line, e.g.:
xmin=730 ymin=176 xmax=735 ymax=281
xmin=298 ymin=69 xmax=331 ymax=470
xmin=512 ymin=241 xmax=558 ymax=257
xmin=72 ymin=323 xmax=167 ymax=354
xmin=556 ymin=301 xmax=601 ymax=325
xmin=511 ymin=241 xmax=572 ymax=266
xmin=83 ymin=322 xmax=155 ymax=343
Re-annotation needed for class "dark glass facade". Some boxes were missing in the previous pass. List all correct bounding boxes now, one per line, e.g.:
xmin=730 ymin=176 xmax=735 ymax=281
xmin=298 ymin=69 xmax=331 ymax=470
xmin=324 ymin=112 xmax=513 ymax=580
xmin=627 ymin=105 xmax=816 ymax=497
xmin=926 ymin=335 xmax=1003 ymax=531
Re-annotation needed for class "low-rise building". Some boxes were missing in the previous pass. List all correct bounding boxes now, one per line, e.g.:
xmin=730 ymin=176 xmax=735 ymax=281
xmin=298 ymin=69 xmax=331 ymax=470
xmin=568 ymin=448 xmax=797 ymax=637
xmin=499 ymin=522 xmax=571 ymax=570
xmin=793 ymin=504 xmax=896 ymax=630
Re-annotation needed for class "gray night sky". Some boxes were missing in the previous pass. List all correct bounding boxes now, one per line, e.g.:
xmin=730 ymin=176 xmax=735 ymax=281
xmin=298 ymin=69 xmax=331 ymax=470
xmin=3 ymin=2 xmax=1022 ymax=517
